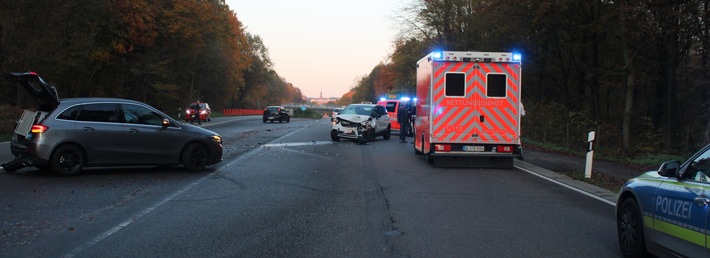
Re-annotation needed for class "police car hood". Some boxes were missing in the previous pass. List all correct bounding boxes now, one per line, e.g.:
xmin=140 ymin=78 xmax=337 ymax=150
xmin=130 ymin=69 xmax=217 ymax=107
xmin=337 ymin=114 xmax=371 ymax=123
xmin=626 ymin=171 xmax=664 ymax=185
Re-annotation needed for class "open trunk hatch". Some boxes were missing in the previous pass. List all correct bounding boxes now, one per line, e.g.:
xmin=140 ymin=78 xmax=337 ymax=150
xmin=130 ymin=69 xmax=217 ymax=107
xmin=6 ymin=72 xmax=60 ymax=110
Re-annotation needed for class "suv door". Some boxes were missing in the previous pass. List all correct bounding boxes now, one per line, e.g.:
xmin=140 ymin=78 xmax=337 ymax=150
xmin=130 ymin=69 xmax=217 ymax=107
xmin=72 ymin=103 xmax=126 ymax=164
xmin=120 ymin=103 xmax=186 ymax=164
xmin=374 ymin=105 xmax=389 ymax=133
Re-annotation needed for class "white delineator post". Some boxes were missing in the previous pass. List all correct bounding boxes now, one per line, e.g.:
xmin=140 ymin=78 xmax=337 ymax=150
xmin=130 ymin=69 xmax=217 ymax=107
xmin=585 ymin=131 xmax=596 ymax=179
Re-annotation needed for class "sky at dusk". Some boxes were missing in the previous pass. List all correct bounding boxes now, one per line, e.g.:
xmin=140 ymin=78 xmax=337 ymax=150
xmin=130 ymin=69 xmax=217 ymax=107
xmin=226 ymin=1 xmax=406 ymax=99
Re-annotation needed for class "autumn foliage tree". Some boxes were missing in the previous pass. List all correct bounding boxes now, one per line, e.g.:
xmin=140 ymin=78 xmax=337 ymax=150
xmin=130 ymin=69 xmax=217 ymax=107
xmin=344 ymin=0 xmax=710 ymax=158
xmin=0 ymin=0 xmax=303 ymax=117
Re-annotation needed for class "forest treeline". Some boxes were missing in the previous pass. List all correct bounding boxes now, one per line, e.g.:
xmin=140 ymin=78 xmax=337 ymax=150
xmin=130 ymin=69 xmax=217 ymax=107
xmin=341 ymin=0 xmax=710 ymax=157
xmin=0 ymin=0 xmax=304 ymax=114
xmin=1 ymin=0 xmax=709 ymax=157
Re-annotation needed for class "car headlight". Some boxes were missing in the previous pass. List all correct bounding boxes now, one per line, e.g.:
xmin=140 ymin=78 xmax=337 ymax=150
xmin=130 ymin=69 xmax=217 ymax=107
xmin=211 ymin=135 xmax=222 ymax=144
xmin=333 ymin=118 xmax=340 ymax=125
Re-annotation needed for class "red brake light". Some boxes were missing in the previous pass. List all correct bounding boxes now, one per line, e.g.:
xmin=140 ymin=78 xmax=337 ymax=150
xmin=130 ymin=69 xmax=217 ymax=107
xmin=434 ymin=144 xmax=451 ymax=152
xmin=497 ymin=145 xmax=513 ymax=153
xmin=31 ymin=125 xmax=48 ymax=133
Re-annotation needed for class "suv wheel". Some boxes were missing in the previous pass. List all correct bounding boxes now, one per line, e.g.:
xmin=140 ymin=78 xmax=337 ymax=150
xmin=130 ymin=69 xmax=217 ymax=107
xmin=330 ymin=130 xmax=340 ymax=142
xmin=182 ymin=143 xmax=208 ymax=172
xmin=383 ymin=124 xmax=391 ymax=140
xmin=51 ymin=144 xmax=85 ymax=176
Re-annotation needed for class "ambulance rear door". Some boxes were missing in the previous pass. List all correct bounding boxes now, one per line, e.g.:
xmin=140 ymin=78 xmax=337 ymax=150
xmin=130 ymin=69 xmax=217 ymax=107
xmin=430 ymin=61 xmax=521 ymax=146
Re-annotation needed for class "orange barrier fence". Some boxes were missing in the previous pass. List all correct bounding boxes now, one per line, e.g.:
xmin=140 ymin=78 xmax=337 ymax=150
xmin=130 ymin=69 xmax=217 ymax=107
xmin=222 ymin=109 xmax=263 ymax=116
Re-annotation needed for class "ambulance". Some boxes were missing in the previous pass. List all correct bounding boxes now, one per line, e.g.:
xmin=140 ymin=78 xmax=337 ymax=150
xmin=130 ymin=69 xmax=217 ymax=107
xmin=377 ymin=96 xmax=414 ymax=136
xmin=413 ymin=51 xmax=523 ymax=166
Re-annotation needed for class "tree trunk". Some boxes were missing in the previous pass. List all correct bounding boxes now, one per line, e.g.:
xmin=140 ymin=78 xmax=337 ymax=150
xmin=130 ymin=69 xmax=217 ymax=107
xmin=620 ymin=0 xmax=634 ymax=152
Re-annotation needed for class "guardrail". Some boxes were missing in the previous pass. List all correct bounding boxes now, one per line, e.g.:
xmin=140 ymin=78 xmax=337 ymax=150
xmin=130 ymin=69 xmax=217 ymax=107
xmin=222 ymin=109 xmax=263 ymax=116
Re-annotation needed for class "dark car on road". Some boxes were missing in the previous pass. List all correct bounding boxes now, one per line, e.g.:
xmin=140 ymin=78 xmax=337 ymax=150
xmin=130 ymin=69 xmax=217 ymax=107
xmin=263 ymin=106 xmax=290 ymax=123
xmin=2 ymin=72 xmax=223 ymax=176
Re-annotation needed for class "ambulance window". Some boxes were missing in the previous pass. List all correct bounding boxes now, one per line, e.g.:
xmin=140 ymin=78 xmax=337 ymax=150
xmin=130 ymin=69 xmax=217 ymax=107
xmin=385 ymin=102 xmax=397 ymax=112
xmin=445 ymin=73 xmax=465 ymax=97
xmin=487 ymin=74 xmax=507 ymax=97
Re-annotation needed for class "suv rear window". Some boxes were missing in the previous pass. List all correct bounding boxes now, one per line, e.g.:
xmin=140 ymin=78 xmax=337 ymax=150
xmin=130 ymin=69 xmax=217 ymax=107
xmin=57 ymin=105 xmax=82 ymax=120
xmin=76 ymin=103 xmax=119 ymax=122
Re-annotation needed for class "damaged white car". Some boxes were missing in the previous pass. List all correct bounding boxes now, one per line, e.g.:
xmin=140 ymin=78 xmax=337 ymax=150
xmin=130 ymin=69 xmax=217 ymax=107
xmin=330 ymin=103 xmax=391 ymax=144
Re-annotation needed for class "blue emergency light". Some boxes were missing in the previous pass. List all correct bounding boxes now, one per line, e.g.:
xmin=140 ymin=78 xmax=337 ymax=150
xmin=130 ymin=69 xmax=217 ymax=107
xmin=401 ymin=97 xmax=411 ymax=101
xmin=432 ymin=51 xmax=443 ymax=59
xmin=513 ymin=53 xmax=522 ymax=61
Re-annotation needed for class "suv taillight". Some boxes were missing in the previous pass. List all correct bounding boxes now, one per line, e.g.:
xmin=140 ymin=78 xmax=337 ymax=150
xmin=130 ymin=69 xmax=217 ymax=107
xmin=31 ymin=125 xmax=48 ymax=133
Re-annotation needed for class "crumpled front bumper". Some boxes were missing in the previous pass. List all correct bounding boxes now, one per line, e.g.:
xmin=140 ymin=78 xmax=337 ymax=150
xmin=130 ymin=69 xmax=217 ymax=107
xmin=332 ymin=120 xmax=371 ymax=140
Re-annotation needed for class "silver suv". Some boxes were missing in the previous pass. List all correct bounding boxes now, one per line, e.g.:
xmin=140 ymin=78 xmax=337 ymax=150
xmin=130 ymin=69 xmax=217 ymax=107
xmin=2 ymin=72 xmax=223 ymax=176
xmin=330 ymin=103 xmax=391 ymax=144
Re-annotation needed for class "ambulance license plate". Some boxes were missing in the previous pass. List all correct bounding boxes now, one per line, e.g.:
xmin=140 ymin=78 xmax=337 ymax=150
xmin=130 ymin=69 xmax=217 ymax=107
xmin=463 ymin=146 xmax=485 ymax=152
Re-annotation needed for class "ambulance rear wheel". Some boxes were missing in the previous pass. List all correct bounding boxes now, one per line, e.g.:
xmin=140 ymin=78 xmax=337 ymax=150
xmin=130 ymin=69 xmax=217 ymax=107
xmin=425 ymin=153 xmax=434 ymax=164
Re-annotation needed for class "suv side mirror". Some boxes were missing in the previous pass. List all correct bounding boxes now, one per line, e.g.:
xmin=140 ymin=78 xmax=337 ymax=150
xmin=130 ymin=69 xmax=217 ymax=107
xmin=658 ymin=160 xmax=680 ymax=177
xmin=162 ymin=118 xmax=171 ymax=128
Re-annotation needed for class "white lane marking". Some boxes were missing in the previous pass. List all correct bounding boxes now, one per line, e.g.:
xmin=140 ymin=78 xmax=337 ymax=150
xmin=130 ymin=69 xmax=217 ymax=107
xmin=515 ymin=165 xmax=616 ymax=206
xmin=262 ymin=141 xmax=333 ymax=148
xmin=62 ymin=122 xmax=306 ymax=257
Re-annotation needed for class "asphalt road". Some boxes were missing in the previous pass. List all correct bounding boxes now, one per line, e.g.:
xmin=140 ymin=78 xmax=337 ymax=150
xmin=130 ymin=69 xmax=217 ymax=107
xmin=0 ymin=116 xmax=621 ymax=257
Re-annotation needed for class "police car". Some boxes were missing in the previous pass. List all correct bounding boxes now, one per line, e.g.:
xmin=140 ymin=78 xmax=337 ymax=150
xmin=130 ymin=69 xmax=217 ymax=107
xmin=616 ymin=144 xmax=710 ymax=257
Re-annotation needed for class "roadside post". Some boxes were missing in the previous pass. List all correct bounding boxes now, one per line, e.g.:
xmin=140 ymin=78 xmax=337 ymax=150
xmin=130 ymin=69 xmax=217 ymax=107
xmin=585 ymin=131 xmax=595 ymax=178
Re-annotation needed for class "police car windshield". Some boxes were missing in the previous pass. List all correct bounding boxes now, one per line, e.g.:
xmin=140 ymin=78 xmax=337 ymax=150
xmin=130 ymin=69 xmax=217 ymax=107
xmin=341 ymin=105 xmax=373 ymax=116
